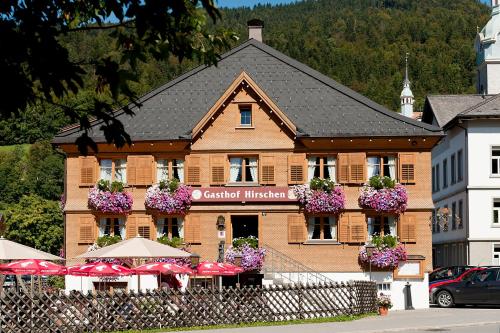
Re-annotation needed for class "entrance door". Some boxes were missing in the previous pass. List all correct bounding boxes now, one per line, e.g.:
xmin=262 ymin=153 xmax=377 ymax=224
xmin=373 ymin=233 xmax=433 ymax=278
xmin=231 ymin=215 xmax=258 ymax=240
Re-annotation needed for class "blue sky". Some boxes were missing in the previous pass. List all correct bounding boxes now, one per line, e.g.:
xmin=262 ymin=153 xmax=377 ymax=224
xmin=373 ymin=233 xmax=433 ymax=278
xmin=217 ymin=0 xmax=490 ymax=8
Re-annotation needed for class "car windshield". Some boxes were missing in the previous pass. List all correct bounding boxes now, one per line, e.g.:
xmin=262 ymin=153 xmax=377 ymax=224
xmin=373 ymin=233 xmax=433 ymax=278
xmin=430 ymin=268 xmax=456 ymax=281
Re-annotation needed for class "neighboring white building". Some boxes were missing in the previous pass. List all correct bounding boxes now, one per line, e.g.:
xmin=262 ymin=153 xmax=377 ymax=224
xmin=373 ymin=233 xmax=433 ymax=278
xmin=422 ymin=1 xmax=500 ymax=267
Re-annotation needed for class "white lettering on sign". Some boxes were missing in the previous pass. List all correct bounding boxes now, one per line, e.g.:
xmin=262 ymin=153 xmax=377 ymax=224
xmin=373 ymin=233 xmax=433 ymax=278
xmin=191 ymin=187 xmax=296 ymax=203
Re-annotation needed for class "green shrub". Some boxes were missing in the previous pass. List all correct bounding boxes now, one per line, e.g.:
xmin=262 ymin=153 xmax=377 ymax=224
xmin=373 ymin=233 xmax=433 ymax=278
xmin=232 ymin=236 xmax=259 ymax=249
xmin=159 ymin=178 xmax=179 ymax=192
xmin=368 ymin=176 xmax=395 ymax=190
xmin=96 ymin=235 xmax=122 ymax=247
xmin=96 ymin=180 xmax=125 ymax=192
xmin=371 ymin=234 xmax=398 ymax=249
xmin=309 ymin=177 xmax=335 ymax=192
xmin=157 ymin=236 xmax=184 ymax=248
xmin=47 ymin=275 xmax=65 ymax=290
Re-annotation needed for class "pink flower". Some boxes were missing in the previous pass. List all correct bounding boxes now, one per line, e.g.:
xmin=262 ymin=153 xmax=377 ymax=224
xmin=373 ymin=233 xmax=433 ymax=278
xmin=292 ymin=184 xmax=345 ymax=214
xmin=88 ymin=187 xmax=133 ymax=214
xmin=145 ymin=184 xmax=192 ymax=214
xmin=358 ymin=184 xmax=408 ymax=214
xmin=359 ymin=244 xmax=407 ymax=269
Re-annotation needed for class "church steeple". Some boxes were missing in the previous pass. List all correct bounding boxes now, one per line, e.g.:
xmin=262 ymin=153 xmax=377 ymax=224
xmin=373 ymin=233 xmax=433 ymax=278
xmin=401 ymin=53 xmax=414 ymax=118
xmin=476 ymin=0 xmax=500 ymax=94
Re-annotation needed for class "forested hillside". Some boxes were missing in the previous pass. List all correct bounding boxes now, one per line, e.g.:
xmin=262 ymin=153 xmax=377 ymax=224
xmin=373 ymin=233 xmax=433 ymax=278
xmin=0 ymin=0 xmax=490 ymax=145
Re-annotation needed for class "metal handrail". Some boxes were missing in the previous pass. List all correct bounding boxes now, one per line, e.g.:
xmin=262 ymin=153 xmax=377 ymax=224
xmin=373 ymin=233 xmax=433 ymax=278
xmin=262 ymin=243 xmax=335 ymax=285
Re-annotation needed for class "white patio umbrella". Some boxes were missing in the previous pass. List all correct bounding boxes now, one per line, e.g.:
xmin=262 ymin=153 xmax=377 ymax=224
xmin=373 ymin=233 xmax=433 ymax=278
xmin=0 ymin=237 xmax=63 ymax=261
xmin=75 ymin=236 xmax=191 ymax=259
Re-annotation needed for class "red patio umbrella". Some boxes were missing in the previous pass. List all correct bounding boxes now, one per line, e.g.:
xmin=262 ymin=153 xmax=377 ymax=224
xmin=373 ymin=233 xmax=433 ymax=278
xmin=67 ymin=262 xmax=132 ymax=277
xmin=195 ymin=262 xmax=240 ymax=276
xmin=218 ymin=263 xmax=244 ymax=275
xmin=0 ymin=259 xmax=67 ymax=275
xmin=134 ymin=262 xmax=193 ymax=275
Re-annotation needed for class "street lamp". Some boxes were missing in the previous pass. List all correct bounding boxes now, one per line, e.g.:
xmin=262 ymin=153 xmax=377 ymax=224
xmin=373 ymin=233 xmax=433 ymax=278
xmin=234 ymin=254 xmax=243 ymax=288
xmin=365 ymin=243 xmax=376 ymax=282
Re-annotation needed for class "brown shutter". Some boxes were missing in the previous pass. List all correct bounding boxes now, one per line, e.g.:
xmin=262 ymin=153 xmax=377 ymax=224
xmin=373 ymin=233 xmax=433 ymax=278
xmin=185 ymin=215 xmax=201 ymax=244
xmin=260 ymin=154 xmax=275 ymax=185
xmin=185 ymin=155 xmax=201 ymax=185
xmin=287 ymin=215 xmax=306 ymax=243
xmin=337 ymin=153 xmax=350 ymax=184
xmin=349 ymin=213 xmax=367 ymax=243
xmin=210 ymin=154 xmax=226 ymax=185
xmin=78 ymin=216 xmax=96 ymax=244
xmin=288 ymin=154 xmax=306 ymax=184
xmin=399 ymin=153 xmax=416 ymax=183
xmin=79 ymin=156 xmax=97 ymax=186
xmin=127 ymin=156 xmax=153 ymax=185
xmin=337 ymin=214 xmax=350 ymax=243
xmin=137 ymin=216 xmax=152 ymax=239
xmin=126 ymin=216 xmax=137 ymax=239
xmin=349 ymin=153 xmax=366 ymax=184
xmin=399 ymin=215 xmax=416 ymax=243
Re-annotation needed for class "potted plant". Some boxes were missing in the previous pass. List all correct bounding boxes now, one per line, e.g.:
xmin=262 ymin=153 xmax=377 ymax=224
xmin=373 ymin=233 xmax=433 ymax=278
xmin=88 ymin=180 xmax=133 ymax=214
xmin=225 ymin=237 xmax=266 ymax=272
xmin=359 ymin=176 xmax=408 ymax=214
xmin=377 ymin=293 xmax=392 ymax=315
xmin=359 ymin=235 xmax=407 ymax=269
xmin=145 ymin=179 xmax=192 ymax=214
xmin=292 ymin=178 xmax=345 ymax=214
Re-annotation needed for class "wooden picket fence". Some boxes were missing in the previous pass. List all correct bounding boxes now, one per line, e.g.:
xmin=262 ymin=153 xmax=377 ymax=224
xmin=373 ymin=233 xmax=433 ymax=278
xmin=0 ymin=281 xmax=377 ymax=333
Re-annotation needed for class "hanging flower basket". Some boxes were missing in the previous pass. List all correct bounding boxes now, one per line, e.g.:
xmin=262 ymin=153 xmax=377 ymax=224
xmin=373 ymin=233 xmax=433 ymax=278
xmin=292 ymin=178 xmax=345 ymax=214
xmin=145 ymin=179 xmax=192 ymax=215
xmin=358 ymin=235 xmax=407 ymax=269
xmin=88 ymin=180 xmax=133 ymax=214
xmin=358 ymin=176 xmax=408 ymax=214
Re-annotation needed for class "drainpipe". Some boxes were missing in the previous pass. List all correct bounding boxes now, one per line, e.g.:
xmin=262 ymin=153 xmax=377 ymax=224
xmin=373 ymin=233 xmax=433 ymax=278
xmin=456 ymin=121 xmax=469 ymax=265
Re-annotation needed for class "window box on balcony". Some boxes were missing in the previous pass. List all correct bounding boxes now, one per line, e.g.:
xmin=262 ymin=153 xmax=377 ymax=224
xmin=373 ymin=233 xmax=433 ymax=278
xmin=145 ymin=179 xmax=192 ymax=215
xmin=292 ymin=178 xmax=345 ymax=215
xmin=88 ymin=180 xmax=133 ymax=214
xmin=358 ymin=176 xmax=408 ymax=214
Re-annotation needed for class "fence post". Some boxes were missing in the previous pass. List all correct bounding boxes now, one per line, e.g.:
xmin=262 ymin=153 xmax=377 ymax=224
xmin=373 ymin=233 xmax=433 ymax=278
xmin=297 ymin=284 xmax=303 ymax=320
xmin=349 ymin=281 xmax=357 ymax=316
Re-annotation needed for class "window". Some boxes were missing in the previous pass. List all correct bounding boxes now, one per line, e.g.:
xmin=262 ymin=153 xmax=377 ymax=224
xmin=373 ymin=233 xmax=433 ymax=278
xmin=432 ymin=166 xmax=436 ymax=193
xmin=99 ymin=217 xmax=124 ymax=238
xmin=452 ymin=202 xmax=457 ymax=230
xmin=157 ymin=217 xmax=184 ymax=239
xmin=493 ymin=200 xmax=500 ymax=225
xmin=436 ymin=164 xmax=440 ymax=191
xmin=156 ymin=159 xmax=184 ymax=182
xmin=492 ymin=147 xmax=500 ymax=175
xmin=435 ymin=208 xmax=441 ymax=233
xmin=307 ymin=217 xmax=337 ymax=241
xmin=451 ymin=154 xmax=456 ymax=185
xmin=307 ymin=156 xmax=336 ymax=181
xmin=458 ymin=200 xmax=464 ymax=229
xmin=494 ymin=245 xmax=500 ymax=266
xmin=432 ymin=210 xmax=436 ymax=233
xmin=99 ymin=159 xmax=127 ymax=183
xmin=367 ymin=216 xmax=396 ymax=239
xmin=240 ymin=107 xmax=252 ymax=126
xmin=229 ymin=157 xmax=258 ymax=183
xmin=457 ymin=150 xmax=463 ymax=181
xmin=443 ymin=158 xmax=448 ymax=188
xmin=443 ymin=204 xmax=448 ymax=232
xmin=367 ymin=156 xmax=396 ymax=179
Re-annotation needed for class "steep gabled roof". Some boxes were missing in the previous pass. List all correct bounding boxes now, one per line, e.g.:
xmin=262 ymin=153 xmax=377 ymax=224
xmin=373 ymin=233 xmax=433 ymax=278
xmin=424 ymin=94 xmax=500 ymax=129
xmin=54 ymin=39 xmax=442 ymax=144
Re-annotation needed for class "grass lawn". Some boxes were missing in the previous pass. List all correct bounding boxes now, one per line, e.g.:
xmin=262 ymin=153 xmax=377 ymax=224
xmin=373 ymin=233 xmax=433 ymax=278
xmin=109 ymin=313 xmax=376 ymax=333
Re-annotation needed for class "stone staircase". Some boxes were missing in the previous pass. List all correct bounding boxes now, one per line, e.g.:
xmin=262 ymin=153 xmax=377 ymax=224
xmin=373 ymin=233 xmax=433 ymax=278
xmin=262 ymin=243 xmax=335 ymax=286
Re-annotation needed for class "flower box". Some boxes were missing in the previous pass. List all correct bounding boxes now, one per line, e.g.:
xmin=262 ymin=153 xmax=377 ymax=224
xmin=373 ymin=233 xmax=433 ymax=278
xmin=145 ymin=180 xmax=192 ymax=215
xmin=358 ymin=176 xmax=408 ymax=214
xmin=359 ymin=235 xmax=407 ymax=269
xmin=292 ymin=178 xmax=345 ymax=214
xmin=225 ymin=237 xmax=266 ymax=272
xmin=88 ymin=181 xmax=133 ymax=214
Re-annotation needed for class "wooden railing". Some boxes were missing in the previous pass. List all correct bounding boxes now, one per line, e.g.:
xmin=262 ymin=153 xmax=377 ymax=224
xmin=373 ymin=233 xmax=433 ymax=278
xmin=0 ymin=282 xmax=377 ymax=332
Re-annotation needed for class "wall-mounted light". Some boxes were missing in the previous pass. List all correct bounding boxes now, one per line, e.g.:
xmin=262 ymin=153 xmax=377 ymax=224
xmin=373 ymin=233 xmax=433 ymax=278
xmin=216 ymin=215 xmax=226 ymax=231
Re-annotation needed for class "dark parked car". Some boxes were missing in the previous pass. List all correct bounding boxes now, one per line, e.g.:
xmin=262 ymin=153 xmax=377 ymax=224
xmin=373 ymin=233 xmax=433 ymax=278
xmin=429 ymin=266 xmax=473 ymax=283
xmin=432 ymin=267 xmax=500 ymax=307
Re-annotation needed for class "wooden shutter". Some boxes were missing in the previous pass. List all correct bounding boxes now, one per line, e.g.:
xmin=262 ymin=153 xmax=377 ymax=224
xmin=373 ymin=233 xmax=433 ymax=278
xmin=288 ymin=154 xmax=306 ymax=184
xmin=399 ymin=153 xmax=416 ymax=183
xmin=399 ymin=215 xmax=416 ymax=243
xmin=185 ymin=215 xmax=201 ymax=244
xmin=349 ymin=213 xmax=367 ymax=243
xmin=337 ymin=214 xmax=350 ymax=243
xmin=137 ymin=216 xmax=152 ymax=239
xmin=126 ymin=216 xmax=137 ymax=239
xmin=260 ymin=154 xmax=275 ymax=185
xmin=349 ymin=153 xmax=366 ymax=184
xmin=79 ymin=156 xmax=97 ymax=186
xmin=337 ymin=153 xmax=350 ymax=183
xmin=78 ymin=216 xmax=96 ymax=244
xmin=127 ymin=155 xmax=153 ymax=185
xmin=287 ymin=215 xmax=306 ymax=243
xmin=185 ymin=155 xmax=201 ymax=185
xmin=210 ymin=155 xmax=226 ymax=185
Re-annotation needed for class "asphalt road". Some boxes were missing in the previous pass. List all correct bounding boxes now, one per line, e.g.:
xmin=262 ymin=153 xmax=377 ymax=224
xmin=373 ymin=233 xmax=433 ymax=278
xmin=405 ymin=324 xmax=500 ymax=333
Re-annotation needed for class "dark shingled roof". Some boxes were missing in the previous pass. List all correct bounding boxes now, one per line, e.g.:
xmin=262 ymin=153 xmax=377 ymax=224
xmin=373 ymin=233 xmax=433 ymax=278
xmin=54 ymin=39 xmax=442 ymax=144
xmin=424 ymin=94 xmax=500 ymax=128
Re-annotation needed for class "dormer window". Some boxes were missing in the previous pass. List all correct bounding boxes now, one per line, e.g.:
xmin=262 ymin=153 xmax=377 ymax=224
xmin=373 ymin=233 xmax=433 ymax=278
xmin=240 ymin=107 xmax=252 ymax=126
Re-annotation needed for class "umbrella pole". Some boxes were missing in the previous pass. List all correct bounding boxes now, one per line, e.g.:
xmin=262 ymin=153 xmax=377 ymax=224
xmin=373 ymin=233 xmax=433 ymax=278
xmin=30 ymin=275 xmax=34 ymax=298
xmin=38 ymin=276 xmax=41 ymax=293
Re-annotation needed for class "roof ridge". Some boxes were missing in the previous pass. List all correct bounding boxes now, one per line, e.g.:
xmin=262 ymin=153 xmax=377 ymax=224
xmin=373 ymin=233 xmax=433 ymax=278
xmin=459 ymin=93 xmax=500 ymax=116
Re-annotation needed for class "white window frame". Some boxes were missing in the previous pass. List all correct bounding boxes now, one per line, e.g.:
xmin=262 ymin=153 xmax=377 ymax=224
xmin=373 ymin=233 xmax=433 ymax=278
xmin=493 ymin=244 xmax=500 ymax=266
xmin=491 ymin=146 xmax=500 ymax=177
xmin=307 ymin=216 xmax=337 ymax=241
xmin=99 ymin=159 xmax=127 ymax=183
xmin=156 ymin=158 xmax=184 ymax=183
xmin=493 ymin=199 xmax=500 ymax=226
xmin=98 ymin=217 xmax=125 ymax=239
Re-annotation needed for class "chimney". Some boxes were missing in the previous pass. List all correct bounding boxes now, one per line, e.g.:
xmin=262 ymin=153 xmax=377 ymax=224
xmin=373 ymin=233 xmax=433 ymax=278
xmin=247 ymin=19 xmax=264 ymax=42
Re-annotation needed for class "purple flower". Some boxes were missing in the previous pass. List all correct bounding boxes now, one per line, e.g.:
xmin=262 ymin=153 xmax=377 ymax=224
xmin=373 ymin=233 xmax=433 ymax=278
xmin=88 ymin=187 xmax=133 ymax=214
xmin=292 ymin=184 xmax=345 ymax=214
xmin=145 ymin=184 xmax=192 ymax=214
xmin=359 ymin=244 xmax=407 ymax=269
xmin=225 ymin=244 xmax=266 ymax=271
xmin=358 ymin=184 xmax=408 ymax=214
